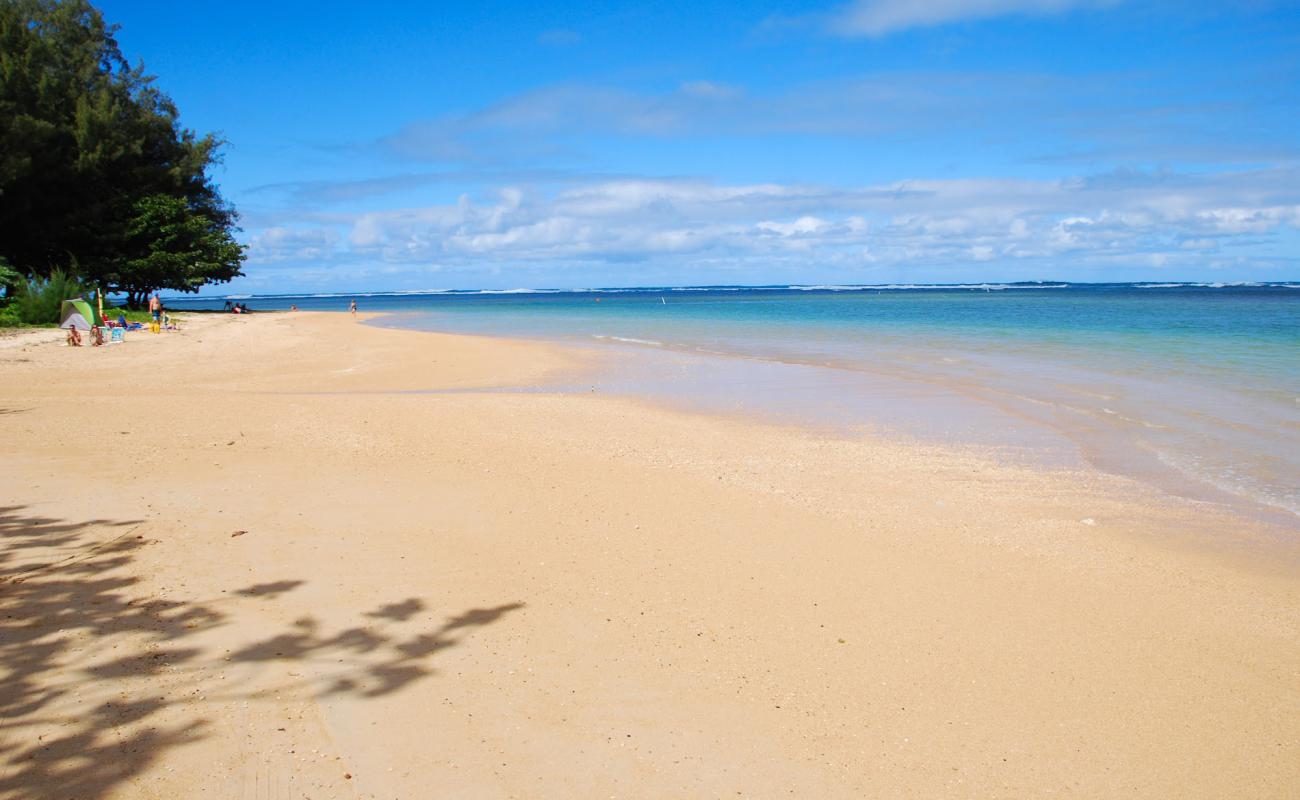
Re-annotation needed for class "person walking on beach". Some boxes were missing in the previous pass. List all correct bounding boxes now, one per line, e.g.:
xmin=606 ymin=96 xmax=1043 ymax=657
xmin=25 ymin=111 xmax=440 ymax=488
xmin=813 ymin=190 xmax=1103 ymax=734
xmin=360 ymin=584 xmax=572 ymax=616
xmin=148 ymin=293 xmax=162 ymax=333
xmin=350 ymin=299 xmax=357 ymax=317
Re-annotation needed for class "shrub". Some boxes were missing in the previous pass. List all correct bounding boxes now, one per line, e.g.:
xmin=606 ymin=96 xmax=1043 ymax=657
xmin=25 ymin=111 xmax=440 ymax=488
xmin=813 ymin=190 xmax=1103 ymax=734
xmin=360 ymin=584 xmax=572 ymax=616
xmin=10 ymin=271 xmax=86 ymax=325
xmin=0 ymin=258 xmax=20 ymax=298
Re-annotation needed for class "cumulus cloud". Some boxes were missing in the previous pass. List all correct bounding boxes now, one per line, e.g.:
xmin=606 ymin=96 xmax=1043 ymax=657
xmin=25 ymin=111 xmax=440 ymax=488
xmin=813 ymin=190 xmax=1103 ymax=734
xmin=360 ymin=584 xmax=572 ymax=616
xmin=244 ymin=167 xmax=1300 ymax=277
xmin=826 ymin=0 xmax=1122 ymax=37
xmin=247 ymin=226 xmax=339 ymax=263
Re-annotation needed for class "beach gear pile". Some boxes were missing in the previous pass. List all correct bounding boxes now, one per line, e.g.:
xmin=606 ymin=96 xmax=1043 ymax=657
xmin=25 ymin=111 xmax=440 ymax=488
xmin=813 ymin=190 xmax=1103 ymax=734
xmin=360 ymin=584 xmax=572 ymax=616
xmin=59 ymin=297 xmax=146 ymax=347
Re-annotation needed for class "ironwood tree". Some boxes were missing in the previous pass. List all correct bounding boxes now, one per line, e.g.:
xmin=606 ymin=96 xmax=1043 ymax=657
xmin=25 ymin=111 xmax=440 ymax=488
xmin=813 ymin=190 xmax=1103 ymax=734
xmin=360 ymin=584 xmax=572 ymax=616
xmin=0 ymin=0 xmax=244 ymax=306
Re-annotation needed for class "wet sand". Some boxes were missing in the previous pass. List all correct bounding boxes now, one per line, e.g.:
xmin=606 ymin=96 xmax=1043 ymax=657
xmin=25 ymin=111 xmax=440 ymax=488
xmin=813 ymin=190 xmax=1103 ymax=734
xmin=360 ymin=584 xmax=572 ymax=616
xmin=0 ymin=312 xmax=1296 ymax=799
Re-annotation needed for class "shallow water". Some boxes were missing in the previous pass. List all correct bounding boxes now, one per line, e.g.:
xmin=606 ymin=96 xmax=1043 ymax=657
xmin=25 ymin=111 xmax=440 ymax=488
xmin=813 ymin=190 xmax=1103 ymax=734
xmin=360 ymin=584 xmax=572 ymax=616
xmin=168 ymin=283 xmax=1300 ymax=526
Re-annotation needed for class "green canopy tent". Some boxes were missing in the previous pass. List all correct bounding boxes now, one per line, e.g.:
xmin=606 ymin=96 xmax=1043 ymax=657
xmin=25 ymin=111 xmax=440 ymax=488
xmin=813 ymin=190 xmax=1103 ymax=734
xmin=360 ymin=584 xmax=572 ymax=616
xmin=59 ymin=298 xmax=102 ymax=330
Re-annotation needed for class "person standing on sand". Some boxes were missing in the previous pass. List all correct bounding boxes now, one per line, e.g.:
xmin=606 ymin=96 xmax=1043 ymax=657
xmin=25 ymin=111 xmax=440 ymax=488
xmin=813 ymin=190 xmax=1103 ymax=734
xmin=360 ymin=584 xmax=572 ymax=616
xmin=350 ymin=299 xmax=357 ymax=317
xmin=149 ymin=293 xmax=161 ymax=323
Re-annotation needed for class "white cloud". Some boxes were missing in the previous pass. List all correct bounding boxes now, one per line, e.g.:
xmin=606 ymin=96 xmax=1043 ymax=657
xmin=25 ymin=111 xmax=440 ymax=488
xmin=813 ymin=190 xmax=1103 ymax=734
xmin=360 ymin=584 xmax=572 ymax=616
xmin=757 ymin=216 xmax=833 ymax=236
xmin=248 ymin=168 xmax=1300 ymax=277
xmin=827 ymin=0 xmax=1121 ymax=37
xmin=248 ymin=226 xmax=338 ymax=263
xmin=1192 ymin=206 xmax=1300 ymax=234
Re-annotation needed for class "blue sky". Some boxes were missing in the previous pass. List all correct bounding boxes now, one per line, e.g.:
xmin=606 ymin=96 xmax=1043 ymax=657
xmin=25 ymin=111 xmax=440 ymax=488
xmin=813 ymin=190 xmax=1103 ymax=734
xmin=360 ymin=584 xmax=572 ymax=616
xmin=100 ymin=0 xmax=1300 ymax=292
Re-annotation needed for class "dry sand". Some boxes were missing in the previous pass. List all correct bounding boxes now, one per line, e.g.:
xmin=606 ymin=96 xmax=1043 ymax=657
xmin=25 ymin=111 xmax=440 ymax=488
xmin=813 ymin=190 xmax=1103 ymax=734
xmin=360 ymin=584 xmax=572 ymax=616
xmin=1 ymin=312 xmax=1296 ymax=799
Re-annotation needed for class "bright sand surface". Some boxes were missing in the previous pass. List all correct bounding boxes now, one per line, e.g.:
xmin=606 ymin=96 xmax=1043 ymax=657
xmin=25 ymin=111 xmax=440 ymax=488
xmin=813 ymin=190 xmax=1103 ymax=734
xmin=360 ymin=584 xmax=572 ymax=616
xmin=1 ymin=312 xmax=1296 ymax=799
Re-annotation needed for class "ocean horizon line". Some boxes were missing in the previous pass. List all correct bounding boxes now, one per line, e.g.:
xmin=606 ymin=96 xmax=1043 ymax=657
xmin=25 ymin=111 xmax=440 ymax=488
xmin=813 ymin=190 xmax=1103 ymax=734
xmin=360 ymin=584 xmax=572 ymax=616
xmin=161 ymin=280 xmax=1300 ymax=302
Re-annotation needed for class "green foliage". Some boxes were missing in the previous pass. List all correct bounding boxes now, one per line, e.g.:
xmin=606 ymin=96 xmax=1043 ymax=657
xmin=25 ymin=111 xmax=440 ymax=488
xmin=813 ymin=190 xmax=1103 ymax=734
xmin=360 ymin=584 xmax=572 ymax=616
xmin=119 ymin=193 xmax=244 ymax=300
xmin=8 ymin=269 xmax=85 ymax=325
xmin=0 ymin=257 xmax=21 ymax=297
xmin=0 ymin=0 xmax=245 ymax=305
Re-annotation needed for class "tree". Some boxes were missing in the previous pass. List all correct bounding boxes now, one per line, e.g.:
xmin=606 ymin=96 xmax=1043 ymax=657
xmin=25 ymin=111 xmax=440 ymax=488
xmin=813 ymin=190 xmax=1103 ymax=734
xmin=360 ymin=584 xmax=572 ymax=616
xmin=116 ymin=194 xmax=243 ymax=308
xmin=0 ymin=0 xmax=244 ymax=305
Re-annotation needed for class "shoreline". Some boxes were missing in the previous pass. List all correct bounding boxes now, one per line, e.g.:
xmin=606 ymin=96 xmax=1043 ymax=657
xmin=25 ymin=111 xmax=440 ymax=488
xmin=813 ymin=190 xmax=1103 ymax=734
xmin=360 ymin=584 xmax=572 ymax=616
xmin=368 ymin=309 xmax=1300 ymax=533
xmin=1 ymin=311 xmax=1296 ymax=798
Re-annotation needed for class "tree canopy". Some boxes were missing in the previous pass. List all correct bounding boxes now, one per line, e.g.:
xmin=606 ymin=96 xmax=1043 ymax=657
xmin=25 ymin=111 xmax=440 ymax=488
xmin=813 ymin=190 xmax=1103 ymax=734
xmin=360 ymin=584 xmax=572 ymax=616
xmin=0 ymin=0 xmax=244 ymax=306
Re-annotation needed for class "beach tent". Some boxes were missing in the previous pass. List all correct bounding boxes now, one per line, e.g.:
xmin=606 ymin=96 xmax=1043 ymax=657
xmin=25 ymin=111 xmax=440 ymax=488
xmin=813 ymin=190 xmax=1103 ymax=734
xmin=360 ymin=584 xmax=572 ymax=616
xmin=59 ymin=298 xmax=99 ymax=330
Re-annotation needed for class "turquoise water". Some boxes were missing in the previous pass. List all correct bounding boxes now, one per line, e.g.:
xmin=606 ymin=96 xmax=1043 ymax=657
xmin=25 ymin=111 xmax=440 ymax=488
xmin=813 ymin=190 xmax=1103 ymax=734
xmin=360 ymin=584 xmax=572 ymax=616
xmin=169 ymin=283 xmax=1300 ymax=524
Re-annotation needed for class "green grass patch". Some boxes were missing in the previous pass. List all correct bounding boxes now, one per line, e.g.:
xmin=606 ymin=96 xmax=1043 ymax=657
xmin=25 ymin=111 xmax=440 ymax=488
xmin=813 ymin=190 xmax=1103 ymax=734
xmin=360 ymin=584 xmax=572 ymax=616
xmin=105 ymin=306 xmax=155 ymax=324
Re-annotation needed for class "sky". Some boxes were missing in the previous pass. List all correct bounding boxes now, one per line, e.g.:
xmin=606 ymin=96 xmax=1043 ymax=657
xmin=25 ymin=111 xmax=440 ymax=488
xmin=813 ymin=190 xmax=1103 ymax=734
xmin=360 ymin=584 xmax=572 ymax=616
xmin=98 ymin=0 xmax=1300 ymax=292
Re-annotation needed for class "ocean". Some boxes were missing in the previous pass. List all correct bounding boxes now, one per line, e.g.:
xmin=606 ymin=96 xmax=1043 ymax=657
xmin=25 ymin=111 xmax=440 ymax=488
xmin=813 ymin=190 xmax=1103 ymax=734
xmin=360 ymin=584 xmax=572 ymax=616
xmin=166 ymin=283 xmax=1300 ymax=525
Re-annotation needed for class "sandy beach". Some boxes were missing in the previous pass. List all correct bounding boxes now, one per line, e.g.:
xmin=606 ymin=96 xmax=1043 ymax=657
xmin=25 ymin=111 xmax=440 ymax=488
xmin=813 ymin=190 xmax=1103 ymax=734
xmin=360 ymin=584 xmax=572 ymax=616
xmin=1 ymin=311 xmax=1296 ymax=799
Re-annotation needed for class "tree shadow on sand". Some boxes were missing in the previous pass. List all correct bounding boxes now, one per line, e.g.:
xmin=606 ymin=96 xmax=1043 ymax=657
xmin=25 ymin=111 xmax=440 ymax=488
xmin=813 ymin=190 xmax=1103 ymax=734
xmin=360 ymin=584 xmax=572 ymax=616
xmin=0 ymin=505 xmax=143 ymax=580
xmin=226 ymin=599 xmax=525 ymax=699
xmin=0 ymin=505 xmax=523 ymax=800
